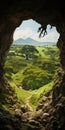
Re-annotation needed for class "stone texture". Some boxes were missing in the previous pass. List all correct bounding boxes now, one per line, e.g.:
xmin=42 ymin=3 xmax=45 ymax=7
xmin=0 ymin=0 xmax=65 ymax=130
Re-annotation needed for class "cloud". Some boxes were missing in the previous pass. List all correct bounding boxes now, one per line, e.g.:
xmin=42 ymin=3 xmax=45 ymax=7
xmin=13 ymin=27 xmax=33 ymax=40
xmin=13 ymin=27 xmax=60 ymax=43
xmin=38 ymin=32 xmax=60 ymax=42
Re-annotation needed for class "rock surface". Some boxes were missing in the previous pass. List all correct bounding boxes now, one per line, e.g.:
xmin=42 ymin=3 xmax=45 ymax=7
xmin=0 ymin=0 xmax=65 ymax=130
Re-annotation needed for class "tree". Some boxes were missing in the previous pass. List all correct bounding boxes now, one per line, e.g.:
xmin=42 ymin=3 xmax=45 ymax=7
xmin=20 ymin=45 xmax=39 ymax=60
xmin=22 ymin=65 xmax=51 ymax=90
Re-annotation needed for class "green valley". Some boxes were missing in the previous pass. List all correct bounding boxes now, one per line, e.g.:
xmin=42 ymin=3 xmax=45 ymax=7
xmin=4 ymin=44 xmax=60 ymax=110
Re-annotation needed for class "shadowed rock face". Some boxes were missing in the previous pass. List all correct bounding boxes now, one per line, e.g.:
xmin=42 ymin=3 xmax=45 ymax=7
xmin=0 ymin=0 xmax=65 ymax=130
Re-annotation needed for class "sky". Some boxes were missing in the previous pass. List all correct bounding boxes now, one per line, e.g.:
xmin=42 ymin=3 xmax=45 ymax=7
xmin=13 ymin=19 xmax=60 ymax=43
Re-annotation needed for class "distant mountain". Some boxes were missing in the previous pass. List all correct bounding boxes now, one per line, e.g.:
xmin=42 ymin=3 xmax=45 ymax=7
xmin=25 ymin=38 xmax=40 ymax=44
xmin=13 ymin=38 xmax=26 ymax=45
xmin=13 ymin=37 xmax=56 ymax=46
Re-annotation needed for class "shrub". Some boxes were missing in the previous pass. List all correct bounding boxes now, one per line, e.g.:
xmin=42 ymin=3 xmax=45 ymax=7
xmin=22 ymin=65 xmax=51 ymax=90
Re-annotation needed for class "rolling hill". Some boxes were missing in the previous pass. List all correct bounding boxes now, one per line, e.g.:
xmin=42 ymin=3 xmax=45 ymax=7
xmin=13 ymin=37 xmax=56 ymax=46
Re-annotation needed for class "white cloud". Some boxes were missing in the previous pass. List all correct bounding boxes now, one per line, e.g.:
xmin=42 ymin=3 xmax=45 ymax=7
xmin=37 ymin=32 xmax=60 ymax=42
xmin=13 ymin=27 xmax=33 ymax=40
xmin=13 ymin=27 xmax=60 ymax=43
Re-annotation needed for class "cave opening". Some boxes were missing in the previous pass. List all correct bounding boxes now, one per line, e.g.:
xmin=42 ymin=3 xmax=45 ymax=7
xmin=0 ymin=1 xmax=65 ymax=129
xmin=4 ymin=19 xmax=61 ymax=111
xmin=0 ymin=0 xmax=65 ymax=130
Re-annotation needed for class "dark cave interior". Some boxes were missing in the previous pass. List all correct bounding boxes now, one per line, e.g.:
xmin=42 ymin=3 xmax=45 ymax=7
xmin=0 ymin=0 xmax=65 ymax=130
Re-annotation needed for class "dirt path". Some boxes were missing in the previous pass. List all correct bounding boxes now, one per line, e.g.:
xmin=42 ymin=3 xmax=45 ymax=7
xmin=24 ymin=95 xmax=33 ymax=112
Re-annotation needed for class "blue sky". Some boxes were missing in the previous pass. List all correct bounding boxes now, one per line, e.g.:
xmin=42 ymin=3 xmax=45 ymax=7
xmin=13 ymin=19 xmax=60 ymax=42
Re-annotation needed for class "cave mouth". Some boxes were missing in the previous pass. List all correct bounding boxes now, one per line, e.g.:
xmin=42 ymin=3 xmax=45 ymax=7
xmin=4 ymin=19 xmax=61 ymax=110
xmin=0 ymin=1 xmax=65 ymax=129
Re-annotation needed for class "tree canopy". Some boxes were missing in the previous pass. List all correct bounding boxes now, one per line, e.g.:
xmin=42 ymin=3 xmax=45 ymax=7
xmin=20 ymin=45 xmax=39 ymax=60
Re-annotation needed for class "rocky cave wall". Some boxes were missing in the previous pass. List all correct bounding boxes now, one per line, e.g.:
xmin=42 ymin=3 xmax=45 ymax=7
xmin=0 ymin=0 xmax=65 ymax=96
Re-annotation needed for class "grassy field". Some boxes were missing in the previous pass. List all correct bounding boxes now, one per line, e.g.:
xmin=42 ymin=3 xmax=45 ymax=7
xmin=9 ymin=80 xmax=53 ymax=110
xmin=4 ymin=45 xmax=60 ymax=109
xmin=29 ymin=82 xmax=53 ymax=110
xmin=9 ymin=81 xmax=33 ymax=105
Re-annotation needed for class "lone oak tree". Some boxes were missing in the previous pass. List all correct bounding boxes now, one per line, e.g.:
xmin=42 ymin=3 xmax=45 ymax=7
xmin=20 ymin=45 xmax=39 ymax=60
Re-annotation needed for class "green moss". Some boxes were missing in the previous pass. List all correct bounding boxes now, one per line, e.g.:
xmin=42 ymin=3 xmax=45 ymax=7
xmin=2 ymin=104 xmax=14 ymax=114
xmin=29 ymin=82 xmax=54 ymax=110
xmin=9 ymin=81 xmax=34 ymax=105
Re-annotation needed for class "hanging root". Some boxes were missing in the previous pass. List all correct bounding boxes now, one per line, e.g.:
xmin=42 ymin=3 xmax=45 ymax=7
xmin=50 ymin=25 xmax=52 ymax=29
xmin=38 ymin=25 xmax=52 ymax=37
xmin=38 ymin=25 xmax=47 ymax=37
